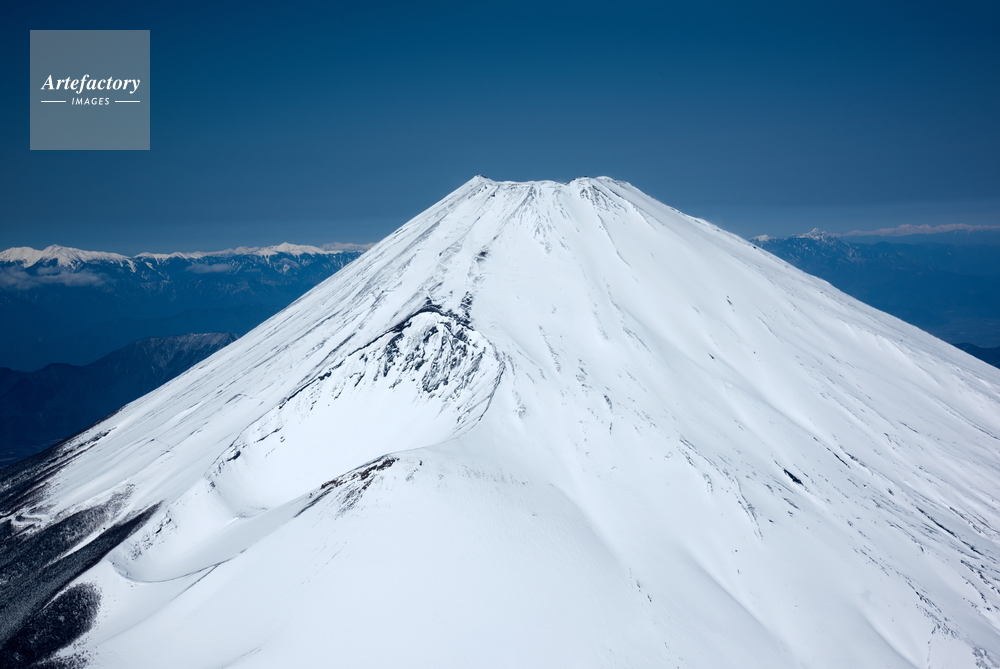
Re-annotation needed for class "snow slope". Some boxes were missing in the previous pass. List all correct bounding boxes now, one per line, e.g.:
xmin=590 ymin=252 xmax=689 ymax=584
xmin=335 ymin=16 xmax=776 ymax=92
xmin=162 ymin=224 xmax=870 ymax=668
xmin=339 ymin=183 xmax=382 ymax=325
xmin=3 ymin=177 xmax=1000 ymax=668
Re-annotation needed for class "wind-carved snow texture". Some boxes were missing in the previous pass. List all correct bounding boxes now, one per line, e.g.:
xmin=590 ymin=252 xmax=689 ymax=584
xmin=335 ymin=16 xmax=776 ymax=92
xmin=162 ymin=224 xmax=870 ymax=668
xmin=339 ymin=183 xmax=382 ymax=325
xmin=206 ymin=303 xmax=503 ymax=513
xmin=2 ymin=176 xmax=1000 ymax=667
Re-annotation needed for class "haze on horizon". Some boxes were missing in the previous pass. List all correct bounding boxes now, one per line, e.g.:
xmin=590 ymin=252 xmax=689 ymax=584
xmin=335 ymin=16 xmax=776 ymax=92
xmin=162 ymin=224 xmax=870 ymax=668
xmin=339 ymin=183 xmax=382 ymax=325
xmin=2 ymin=0 xmax=998 ymax=254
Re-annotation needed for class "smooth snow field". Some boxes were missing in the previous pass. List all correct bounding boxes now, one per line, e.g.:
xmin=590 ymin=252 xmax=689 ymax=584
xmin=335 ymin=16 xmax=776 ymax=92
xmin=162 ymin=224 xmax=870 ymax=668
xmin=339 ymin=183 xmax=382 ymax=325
xmin=3 ymin=177 xmax=1000 ymax=668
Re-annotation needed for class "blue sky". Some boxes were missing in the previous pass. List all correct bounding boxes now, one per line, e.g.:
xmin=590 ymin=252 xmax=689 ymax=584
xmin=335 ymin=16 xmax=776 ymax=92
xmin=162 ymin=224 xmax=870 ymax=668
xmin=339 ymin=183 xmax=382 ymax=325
xmin=3 ymin=0 xmax=999 ymax=253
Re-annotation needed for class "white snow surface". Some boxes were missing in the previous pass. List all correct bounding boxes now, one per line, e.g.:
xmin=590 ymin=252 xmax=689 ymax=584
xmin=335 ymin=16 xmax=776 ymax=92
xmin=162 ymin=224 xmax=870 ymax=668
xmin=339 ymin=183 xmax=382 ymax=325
xmin=23 ymin=177 xmax=1000 ymax=667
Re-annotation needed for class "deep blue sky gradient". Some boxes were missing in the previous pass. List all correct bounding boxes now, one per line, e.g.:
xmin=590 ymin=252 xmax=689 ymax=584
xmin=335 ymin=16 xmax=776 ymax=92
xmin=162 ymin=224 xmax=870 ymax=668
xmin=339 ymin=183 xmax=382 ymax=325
xmin=3 ymin=0 xmax=999 ymax=253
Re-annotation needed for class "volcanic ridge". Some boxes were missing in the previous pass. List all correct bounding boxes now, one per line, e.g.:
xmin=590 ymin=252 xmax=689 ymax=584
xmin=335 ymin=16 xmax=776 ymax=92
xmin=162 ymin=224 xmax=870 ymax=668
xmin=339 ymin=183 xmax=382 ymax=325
xmin=2 ymin=177 xmax=1000 ymax=668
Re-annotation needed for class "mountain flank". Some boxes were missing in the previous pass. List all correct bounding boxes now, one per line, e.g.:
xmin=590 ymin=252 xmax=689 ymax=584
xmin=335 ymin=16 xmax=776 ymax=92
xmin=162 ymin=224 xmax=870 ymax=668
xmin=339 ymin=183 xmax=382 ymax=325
xmin=2 ymin=178 xmax=999 ymax=667
xmin=0 ymin=333 xmax=237 ymax=465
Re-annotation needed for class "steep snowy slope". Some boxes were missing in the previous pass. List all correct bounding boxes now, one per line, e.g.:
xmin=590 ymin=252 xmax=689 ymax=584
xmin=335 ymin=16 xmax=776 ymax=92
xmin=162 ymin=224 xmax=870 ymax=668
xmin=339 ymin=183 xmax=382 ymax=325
xmin=3 ymin=177 xmax=1000 ymax=668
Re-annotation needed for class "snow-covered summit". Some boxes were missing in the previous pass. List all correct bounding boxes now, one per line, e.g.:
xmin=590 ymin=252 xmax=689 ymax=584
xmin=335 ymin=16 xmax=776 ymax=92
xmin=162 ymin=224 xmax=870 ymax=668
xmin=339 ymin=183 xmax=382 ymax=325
xmin=795 ymin=227 xmax=840 ymax=242
xmin=751 ymin=229 xmax=842 ymax=245
xmin=3 ymin=177 xmax=1000 ymax=668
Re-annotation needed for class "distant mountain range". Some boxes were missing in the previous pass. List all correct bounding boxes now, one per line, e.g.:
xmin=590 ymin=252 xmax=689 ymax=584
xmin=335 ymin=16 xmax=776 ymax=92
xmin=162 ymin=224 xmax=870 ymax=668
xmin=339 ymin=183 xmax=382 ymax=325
xmin=838 ymin=224 xmax=1000 ymax=244
xmin=750 ymin=230 xmax=1000 ymax=359
xmin=0 ymin=332 xmax=237 ymax=465
xmin=0 ymin=243 xmax=367 ymax=463
xmin=0 ymin=243 xmax=366 ymax=371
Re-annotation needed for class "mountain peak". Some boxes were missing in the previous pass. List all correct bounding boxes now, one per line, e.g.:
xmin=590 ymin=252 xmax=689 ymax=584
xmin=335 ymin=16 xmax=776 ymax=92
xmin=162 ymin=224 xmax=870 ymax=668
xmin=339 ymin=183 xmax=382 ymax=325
xmin=793 ymin=227 xmax=841 ymax=243
xmin=463 ymin=174 xmax=623 ymax=189
xmin=4 ymin=178 xmax=1000 ymax=667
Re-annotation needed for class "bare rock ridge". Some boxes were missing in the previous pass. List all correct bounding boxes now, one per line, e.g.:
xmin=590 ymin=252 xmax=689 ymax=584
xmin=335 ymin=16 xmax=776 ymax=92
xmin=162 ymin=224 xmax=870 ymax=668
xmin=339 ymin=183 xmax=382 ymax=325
xmin=2 ymin=177 xmax=1000 ymax=667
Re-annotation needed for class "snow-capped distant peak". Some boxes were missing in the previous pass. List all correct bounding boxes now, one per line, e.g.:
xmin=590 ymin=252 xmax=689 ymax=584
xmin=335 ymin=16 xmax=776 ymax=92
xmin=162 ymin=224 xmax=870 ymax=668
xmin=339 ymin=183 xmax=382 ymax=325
xmin=794 ymin=228 xmax=838 ymax=241
xmin=1 ymin=242 xmax=372 ymax=273
xmin=136 ymin=243 xmax=371 ymax=260
xmin=238 ymin=243 xmax=327 ymax=257
xmin=751 ymin=230 xmax=849 ymax=246
xmin=0 ymin=245 xmax=134 ymax=268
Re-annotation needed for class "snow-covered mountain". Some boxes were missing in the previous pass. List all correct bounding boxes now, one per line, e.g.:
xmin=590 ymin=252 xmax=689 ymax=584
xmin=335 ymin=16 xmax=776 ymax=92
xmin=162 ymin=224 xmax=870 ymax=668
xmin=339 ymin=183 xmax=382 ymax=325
xmin=3 ymin=177 xmax=1000 ymax=668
